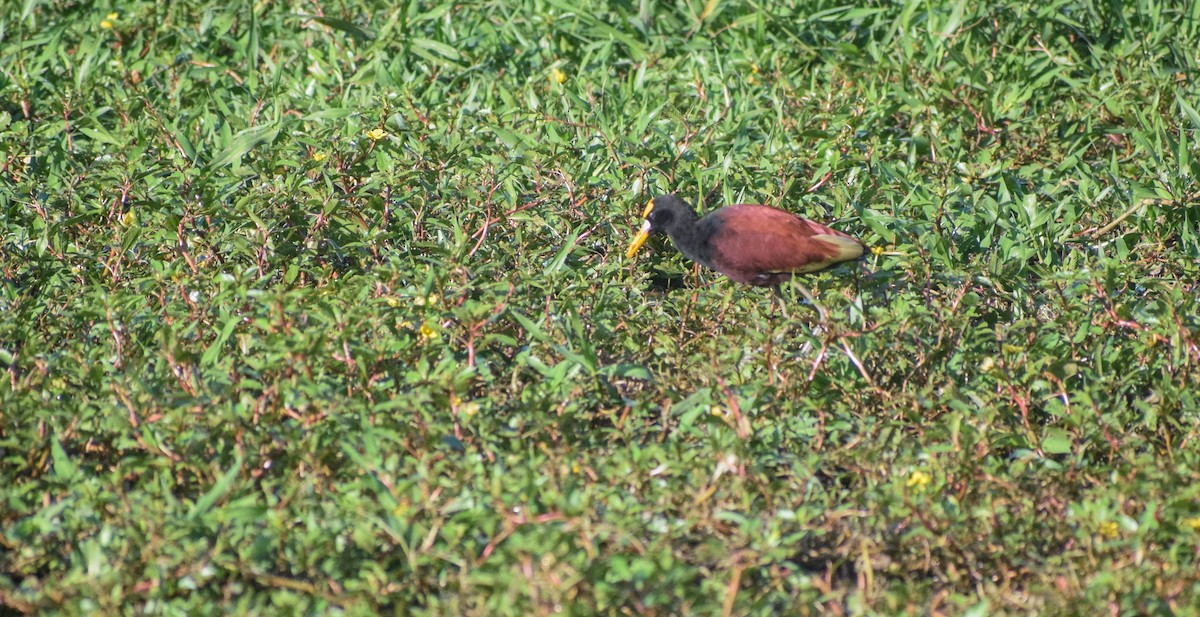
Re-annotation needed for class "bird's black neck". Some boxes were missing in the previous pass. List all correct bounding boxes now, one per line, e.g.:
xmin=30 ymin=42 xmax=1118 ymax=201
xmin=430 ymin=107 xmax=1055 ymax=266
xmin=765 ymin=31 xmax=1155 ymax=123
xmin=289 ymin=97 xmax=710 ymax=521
xmin=662 ymin=204 xmax=709 ymax=263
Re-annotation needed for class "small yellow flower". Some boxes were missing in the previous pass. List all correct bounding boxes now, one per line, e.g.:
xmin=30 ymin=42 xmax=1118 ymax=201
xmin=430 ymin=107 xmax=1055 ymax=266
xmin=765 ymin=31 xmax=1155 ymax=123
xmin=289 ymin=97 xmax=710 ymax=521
xmin=1098 ymin=521 xmax=1120 ymax=539
xmin=419 ymin=322 xmax=437 ymax=339
xmin=871 ymin=245 xmax=885 ymax=257
xmin=312 ymin=151 xmax=327 ymax=162
xmin=1182 ymin=517 xmax=1200 ymax=531
xmin=101 ymin=13 xmax=118 ymax=29
xmin=708 ymin=406 xmax=738 ymax=428
xmin=414 ymin=293 xmax=439 ymax=307
xmin=366 ymin=128 xmax=387 ymax=141
xmin=120 ymin=211 xmax=136 ymax=227
xmin=906 ymin=470 xmax=932 ymax=492
xmin=551 ymin=67 xmax=566 ymax=84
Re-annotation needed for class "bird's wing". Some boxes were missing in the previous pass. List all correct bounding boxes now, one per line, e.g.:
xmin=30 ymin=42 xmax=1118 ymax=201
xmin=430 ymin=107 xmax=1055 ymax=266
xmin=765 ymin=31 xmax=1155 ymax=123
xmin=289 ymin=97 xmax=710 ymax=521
xmin=709 ymin=205 xmax=863 ymax=275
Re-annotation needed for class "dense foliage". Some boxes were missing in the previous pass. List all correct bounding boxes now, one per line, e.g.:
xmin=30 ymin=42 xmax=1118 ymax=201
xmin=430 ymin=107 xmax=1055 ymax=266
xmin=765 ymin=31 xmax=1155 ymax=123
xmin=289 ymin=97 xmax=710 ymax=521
xmin=2 ymin=0 xmax=1198 ymax=614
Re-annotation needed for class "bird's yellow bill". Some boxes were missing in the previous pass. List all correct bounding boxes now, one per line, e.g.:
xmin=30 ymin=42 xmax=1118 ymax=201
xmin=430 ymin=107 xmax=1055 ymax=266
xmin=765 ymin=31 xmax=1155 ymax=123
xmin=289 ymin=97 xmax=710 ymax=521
xmin=625 ymin=219 xmax=652 ymax=258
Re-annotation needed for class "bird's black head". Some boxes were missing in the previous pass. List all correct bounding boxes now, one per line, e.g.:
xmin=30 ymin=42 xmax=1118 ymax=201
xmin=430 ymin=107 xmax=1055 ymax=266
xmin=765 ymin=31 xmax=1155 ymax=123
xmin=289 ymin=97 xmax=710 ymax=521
xmin=645 ymin=195 xmax=689 ymax=231
xmin=626 ymin=194 xmax=698 ymax=258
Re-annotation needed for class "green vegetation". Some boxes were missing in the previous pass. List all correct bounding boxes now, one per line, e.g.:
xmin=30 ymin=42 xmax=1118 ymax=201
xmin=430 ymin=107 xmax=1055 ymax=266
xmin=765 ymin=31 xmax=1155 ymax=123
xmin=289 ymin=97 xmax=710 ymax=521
xmin=3 ymin=0 xmax=1199 ymax=614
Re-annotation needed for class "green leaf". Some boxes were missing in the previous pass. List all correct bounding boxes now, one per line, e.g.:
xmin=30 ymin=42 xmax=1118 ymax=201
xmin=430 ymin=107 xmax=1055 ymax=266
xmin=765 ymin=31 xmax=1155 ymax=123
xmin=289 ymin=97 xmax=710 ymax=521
xmin=207 ymin=124 xmax=280 ymax=169
xmin=1178 ymin=91 xmax=1200 ymax=131
xmin=543 ymin=230 xmax=580 ymax=275
xmin=1041 ymin=428 xmax=1072 ymax=455
xmin=188 ymin=454 xmax=243 ymax=521
xmin=307 ymin=15 xmax=375 ymax=40
xmin=201 ymin=314 xmax=240 ymax=367
xmin=50 ymin=436 xmax=78 ymax=481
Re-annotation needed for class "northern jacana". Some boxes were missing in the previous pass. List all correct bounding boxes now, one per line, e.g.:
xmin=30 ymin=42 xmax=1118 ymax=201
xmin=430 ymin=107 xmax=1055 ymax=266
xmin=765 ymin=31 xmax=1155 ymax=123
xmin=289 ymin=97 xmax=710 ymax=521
xmin=625 ymin=194 xmax=864 ymax=316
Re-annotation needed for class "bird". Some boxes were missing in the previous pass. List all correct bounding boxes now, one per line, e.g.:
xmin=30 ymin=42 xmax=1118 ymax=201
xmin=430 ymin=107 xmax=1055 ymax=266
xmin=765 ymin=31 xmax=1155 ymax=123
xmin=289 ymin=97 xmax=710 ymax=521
xmin=625 ymin=194 xmax=865 ymax=318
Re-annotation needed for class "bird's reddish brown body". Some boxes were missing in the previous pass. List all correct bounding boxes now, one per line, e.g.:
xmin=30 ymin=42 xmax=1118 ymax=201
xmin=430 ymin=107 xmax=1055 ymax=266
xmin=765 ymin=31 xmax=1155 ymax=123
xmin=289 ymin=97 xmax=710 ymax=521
xmin=700 ymin=204 xmax=862 ymax=286
xmin=626 ymin=195 xmax=863 ymax=287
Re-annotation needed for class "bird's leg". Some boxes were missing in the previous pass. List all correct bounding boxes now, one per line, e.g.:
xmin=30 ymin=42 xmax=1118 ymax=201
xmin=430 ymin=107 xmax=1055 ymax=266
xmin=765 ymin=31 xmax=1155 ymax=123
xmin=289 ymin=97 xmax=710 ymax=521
xmin=771 ymin=286 xmax=791 ymax=320
xmin=763 ymin=290 xmax=784 ymax=385
xmin=765 ymin=321 xmax=776 ymax=385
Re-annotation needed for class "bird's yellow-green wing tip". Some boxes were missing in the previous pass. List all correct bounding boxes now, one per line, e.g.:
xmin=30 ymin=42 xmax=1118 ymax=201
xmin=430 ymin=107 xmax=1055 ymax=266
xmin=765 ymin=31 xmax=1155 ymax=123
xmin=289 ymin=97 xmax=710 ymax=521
xmin=817 ymin=234 xmax=865 ymax=262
